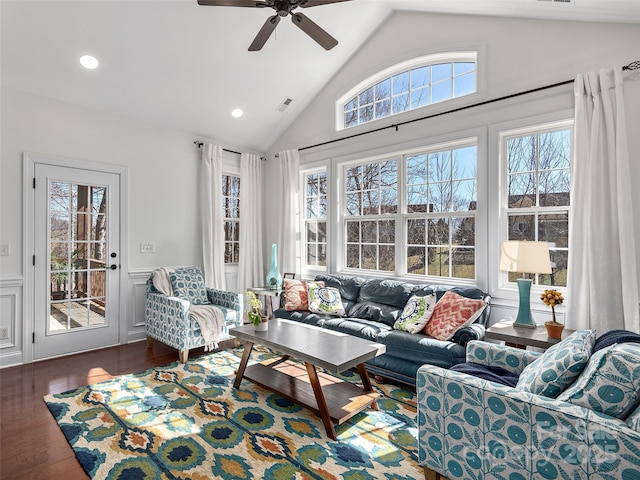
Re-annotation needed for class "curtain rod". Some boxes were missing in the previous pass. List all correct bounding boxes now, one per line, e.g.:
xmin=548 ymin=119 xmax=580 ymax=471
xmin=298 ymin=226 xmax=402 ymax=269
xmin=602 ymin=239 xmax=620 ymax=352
xmin=296 ymin=60 xmax=640 ymax=153
xmin=194 ymin=141 xmax=266 ymax=161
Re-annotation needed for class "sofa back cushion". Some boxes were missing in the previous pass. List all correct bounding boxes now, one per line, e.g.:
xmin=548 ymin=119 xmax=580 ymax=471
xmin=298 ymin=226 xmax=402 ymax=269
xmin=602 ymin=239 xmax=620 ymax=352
xmin=314 ymin=274 xmax=364 ymax=303
xmin=347 ymin=302 xmax=401 ymax=326
xmin=358 ymin=279 xmax=415 ymax=309
xmin=516 ymin=329 xmax=596 ymax=398
xmin=557 ymin=342 xmax=640 ymax=419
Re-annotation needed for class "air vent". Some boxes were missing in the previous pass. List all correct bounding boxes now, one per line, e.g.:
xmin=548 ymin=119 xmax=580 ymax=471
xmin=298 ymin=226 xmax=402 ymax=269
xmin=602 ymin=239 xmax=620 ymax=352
xmin=277 ymin=97 xmax=293 ymax=112
xmin=537 ymin=0 xmax=574 ymax=3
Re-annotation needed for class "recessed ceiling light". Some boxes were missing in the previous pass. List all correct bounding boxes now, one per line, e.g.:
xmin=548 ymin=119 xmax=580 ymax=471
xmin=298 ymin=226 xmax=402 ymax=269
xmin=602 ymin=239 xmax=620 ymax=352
xmin=231 ymin=108 xmax=244 ymax=118
xmin=80 ymin=55 xmax=99 ymax=70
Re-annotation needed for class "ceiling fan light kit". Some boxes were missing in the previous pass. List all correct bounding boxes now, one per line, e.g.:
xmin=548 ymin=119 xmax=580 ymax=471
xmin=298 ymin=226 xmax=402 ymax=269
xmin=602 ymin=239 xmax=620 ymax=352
xmin=197 ymin=0 xmax=351 ymax=51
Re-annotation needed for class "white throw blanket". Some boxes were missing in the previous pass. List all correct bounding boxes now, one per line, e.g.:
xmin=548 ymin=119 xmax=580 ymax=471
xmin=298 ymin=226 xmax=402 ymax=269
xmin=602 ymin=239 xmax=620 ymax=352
xmin=152 ymin=267 xmax=225 ymax=351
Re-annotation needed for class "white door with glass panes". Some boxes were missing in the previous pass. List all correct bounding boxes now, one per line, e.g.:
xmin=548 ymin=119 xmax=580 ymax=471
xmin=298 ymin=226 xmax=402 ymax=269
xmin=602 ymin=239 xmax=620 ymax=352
xmin=33 ymin=164 xmax=120 ymax=359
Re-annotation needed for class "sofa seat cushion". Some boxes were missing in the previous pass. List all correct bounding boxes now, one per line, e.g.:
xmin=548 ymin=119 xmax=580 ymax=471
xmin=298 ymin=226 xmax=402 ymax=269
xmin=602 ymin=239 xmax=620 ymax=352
xmin=375 ymin=329 xmax=465 ymax=365
xmin=272 ymin=308 xmax=329 ymax=327
xmin=516 ymin=329 xmax=596 ymax=398
xmin=558 ymin=343 xmax=640 ymax=419
xmin=347 ymin=301 xmax=402 ymax=326
xmin=321 ymin=317 xmax=392 ymax=341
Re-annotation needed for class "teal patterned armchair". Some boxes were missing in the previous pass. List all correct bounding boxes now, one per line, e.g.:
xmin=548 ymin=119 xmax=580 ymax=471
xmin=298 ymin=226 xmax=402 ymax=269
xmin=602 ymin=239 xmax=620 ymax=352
xmin=145 ymin=266 xmax=243 ymax=363
xmin=417 ymin=338 xmax=640 ymax=480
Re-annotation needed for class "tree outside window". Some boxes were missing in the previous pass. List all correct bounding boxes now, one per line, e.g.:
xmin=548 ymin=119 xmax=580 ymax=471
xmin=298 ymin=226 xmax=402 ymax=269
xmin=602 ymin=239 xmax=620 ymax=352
xmin=304 ymin=171 xmax=327 ymax=268
xmin=504 ymin=125 xmax=571 ymax=287
xmin=406 ymin=145 xmax=477 ymax=280
xmin=222 ymin=174 xmax=240 ymax=263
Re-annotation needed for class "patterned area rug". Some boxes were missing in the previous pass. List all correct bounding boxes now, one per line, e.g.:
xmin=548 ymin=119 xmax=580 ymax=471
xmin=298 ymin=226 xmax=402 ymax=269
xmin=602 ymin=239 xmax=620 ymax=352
xmin=44 ymin=346 xmax=421 ymax=479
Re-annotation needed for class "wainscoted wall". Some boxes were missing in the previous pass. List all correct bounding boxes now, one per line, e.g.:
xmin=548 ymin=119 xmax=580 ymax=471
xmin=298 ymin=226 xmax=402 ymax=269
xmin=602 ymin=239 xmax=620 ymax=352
xmin=0 ymin=277 xmax=23 ymax=368
xmin=127 ymin=269 xmax=153 ymax=344
xmin=0 ymin=267 xmax=243 ymax=368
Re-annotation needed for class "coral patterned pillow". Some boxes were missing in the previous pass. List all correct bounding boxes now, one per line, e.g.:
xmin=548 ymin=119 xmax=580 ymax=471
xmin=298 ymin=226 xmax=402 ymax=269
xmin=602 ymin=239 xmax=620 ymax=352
xmin=283 ymin=279 xmax=324 ymax=311
xmin=423 ymin=291 xmax=487 ymax=341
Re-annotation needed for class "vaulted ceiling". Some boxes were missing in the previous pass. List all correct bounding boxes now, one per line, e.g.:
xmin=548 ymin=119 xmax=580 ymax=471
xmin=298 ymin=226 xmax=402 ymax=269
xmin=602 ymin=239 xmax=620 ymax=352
xmin=2 ymin=0 xmax=639 ymax=152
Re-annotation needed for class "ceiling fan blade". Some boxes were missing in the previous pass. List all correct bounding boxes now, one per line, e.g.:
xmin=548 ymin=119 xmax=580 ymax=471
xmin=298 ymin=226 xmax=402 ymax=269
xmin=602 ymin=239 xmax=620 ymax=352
xmin=248 ymin=15 xmax=281 ymax=51
xmin=291 ymin=12 xmax=338 ymax=50
xmin=197 ymin=0 xmax=267 ymax=7
xmin=300 ymin=0 xmax=352 ymax=7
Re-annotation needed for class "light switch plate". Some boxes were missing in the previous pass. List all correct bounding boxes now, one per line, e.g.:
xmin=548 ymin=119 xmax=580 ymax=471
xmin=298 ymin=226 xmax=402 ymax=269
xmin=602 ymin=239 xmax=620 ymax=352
xmin=140 ymin=243 xmax=156 ymax=253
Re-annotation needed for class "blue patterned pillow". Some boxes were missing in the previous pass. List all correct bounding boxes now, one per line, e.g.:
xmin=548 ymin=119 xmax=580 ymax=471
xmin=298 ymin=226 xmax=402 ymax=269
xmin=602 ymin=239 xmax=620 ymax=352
xmin=308 ymin=285 xmax=345 ymax=316
xmin=169 ymin=267 xmax=210 ymax=305
xmin=558 ymin=343 xmax=640 ymax=419
xmin=626 ymin=402 xmax=640 ymax=431
xmin=516 ymin=329 xmax=596 ymax=398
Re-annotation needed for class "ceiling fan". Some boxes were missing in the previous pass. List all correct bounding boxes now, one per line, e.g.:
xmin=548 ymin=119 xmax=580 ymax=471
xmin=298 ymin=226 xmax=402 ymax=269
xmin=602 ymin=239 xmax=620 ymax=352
xmin=197 ymin=0 xmax=352 ymax=51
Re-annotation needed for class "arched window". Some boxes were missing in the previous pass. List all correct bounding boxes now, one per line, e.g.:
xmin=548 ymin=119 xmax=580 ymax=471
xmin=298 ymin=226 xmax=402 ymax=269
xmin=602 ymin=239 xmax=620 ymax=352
xmin=336 ymin=52 xmax=477 ymax=130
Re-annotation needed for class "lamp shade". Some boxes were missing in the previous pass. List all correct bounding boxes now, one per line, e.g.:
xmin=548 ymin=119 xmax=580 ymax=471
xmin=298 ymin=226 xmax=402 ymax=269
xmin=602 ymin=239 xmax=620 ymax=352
xmin=499 ymin=241 xmax=552 ymax=274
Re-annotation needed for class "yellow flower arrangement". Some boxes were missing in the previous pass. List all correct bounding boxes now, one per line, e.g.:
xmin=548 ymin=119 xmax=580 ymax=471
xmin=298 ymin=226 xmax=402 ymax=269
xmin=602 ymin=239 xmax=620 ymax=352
xmin=540 ymin=289 xmax=564 ymax=324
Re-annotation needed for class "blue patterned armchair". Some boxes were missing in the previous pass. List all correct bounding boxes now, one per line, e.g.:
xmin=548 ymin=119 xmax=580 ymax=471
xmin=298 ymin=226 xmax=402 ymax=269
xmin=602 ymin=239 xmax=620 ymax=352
xmin=145 ymin=266 xmax=243 ymax=363
xmin=417 ymin=339 xmax=640 ymax=480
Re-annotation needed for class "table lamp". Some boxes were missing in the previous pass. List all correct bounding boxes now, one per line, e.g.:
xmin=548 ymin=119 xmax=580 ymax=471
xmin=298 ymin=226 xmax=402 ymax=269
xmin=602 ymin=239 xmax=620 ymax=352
xmin=499 ymin=241 xmax=552 ymax=328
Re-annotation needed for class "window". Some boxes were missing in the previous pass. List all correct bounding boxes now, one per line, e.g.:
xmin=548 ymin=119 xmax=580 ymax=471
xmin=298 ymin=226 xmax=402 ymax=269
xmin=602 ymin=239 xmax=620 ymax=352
xmin=341 ymin=139 xmax=478 ymax=280
xmin=502 ymin=122 xmax=572 ymax=287
xmin=406 ymin=145 xmax=477 ymax=279
xmin=304 ymin=170 xmax=327 ymax=268
xmin=222 ymin=174 xmax=240 ymax=263
xmin=338 ymin=52 xmax=477 ymax=130
xmin=344 ymin=160 xmax=398 ymax=271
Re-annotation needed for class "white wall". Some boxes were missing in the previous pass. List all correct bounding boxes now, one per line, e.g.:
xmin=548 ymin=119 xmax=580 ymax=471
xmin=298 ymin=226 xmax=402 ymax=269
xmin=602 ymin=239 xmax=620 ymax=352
xmin=0 ymin=88 xmax=246 ymax=365
xmin=264 ymin=12 xmax=640 ymax=322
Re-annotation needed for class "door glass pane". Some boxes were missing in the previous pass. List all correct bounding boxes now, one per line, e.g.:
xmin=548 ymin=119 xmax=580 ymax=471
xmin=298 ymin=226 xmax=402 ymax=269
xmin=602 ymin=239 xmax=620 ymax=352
xmin=49 ymin=181 xmax=107 ymax=332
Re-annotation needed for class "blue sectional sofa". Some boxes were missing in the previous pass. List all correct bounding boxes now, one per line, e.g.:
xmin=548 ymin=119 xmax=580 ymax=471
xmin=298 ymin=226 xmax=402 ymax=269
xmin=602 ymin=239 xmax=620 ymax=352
xmin=273 ymin=273 xmax=491 ymax=385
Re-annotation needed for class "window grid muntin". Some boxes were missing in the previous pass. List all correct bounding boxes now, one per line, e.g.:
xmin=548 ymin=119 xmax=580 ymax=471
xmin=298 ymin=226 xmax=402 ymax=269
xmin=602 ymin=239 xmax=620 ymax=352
xmin=404 ymin=144 xmax=477 ymax=280
xmin=222 ymin=174 xmax=240 ymax=264
xmin=342 ymin=60 xmax=477 ymax=129
xmin=341 ymin=140 xmax=477 ymax=280
xmin=504 ymin=125 xmax=571 ymax=287
xmin=304 ymin=171 xmax=327 ymax=268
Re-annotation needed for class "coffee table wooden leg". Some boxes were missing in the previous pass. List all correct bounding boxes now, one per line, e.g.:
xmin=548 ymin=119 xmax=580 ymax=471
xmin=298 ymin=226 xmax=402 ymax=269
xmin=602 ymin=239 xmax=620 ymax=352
xmin=356 ymin=363 xmax=378 ymax=411
xmin=233 ymin=341 xmax=254 ymax=389
xmin=304 ymin=362 xmax=337 ymax=441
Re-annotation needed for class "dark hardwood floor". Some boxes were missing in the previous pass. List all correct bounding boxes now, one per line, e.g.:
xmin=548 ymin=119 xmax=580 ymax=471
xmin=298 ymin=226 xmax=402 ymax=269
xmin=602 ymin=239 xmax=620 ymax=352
xmin=0 ymin=339 xmax=235 ymax=479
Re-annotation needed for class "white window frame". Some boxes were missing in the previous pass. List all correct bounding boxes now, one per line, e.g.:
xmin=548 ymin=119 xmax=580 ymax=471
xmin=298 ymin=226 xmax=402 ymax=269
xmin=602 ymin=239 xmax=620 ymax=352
xmin=335 ymin=51 xmax=479 ymax=131
xmin=222 ymin=173 xmax=241 ymax=264
xmin=302 ymin=166 xmax=328 ymax=273
xmin=336 ymin=135 xmax=482 ymax=284
xmin=489 ymin=113 xmax=574 ymax=303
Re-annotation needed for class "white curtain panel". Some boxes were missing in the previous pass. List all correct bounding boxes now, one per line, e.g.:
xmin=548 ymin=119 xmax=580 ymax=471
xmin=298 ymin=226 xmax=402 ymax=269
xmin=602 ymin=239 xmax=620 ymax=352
xmin=277 ymin=149 xmax=300 ymax=275
xmin=567 ymin=67 xmax=640 ymax=332
xmin=201 ymin=143 xmax=227 ymax=289
xmin=237 ymin=153 xmax=264 ymax=293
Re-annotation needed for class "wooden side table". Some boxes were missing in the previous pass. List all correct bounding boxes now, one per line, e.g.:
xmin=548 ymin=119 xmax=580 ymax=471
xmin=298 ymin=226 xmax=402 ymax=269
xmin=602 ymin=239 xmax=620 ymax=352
xmin=485 ymin=320 xmax=576 ymax=350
